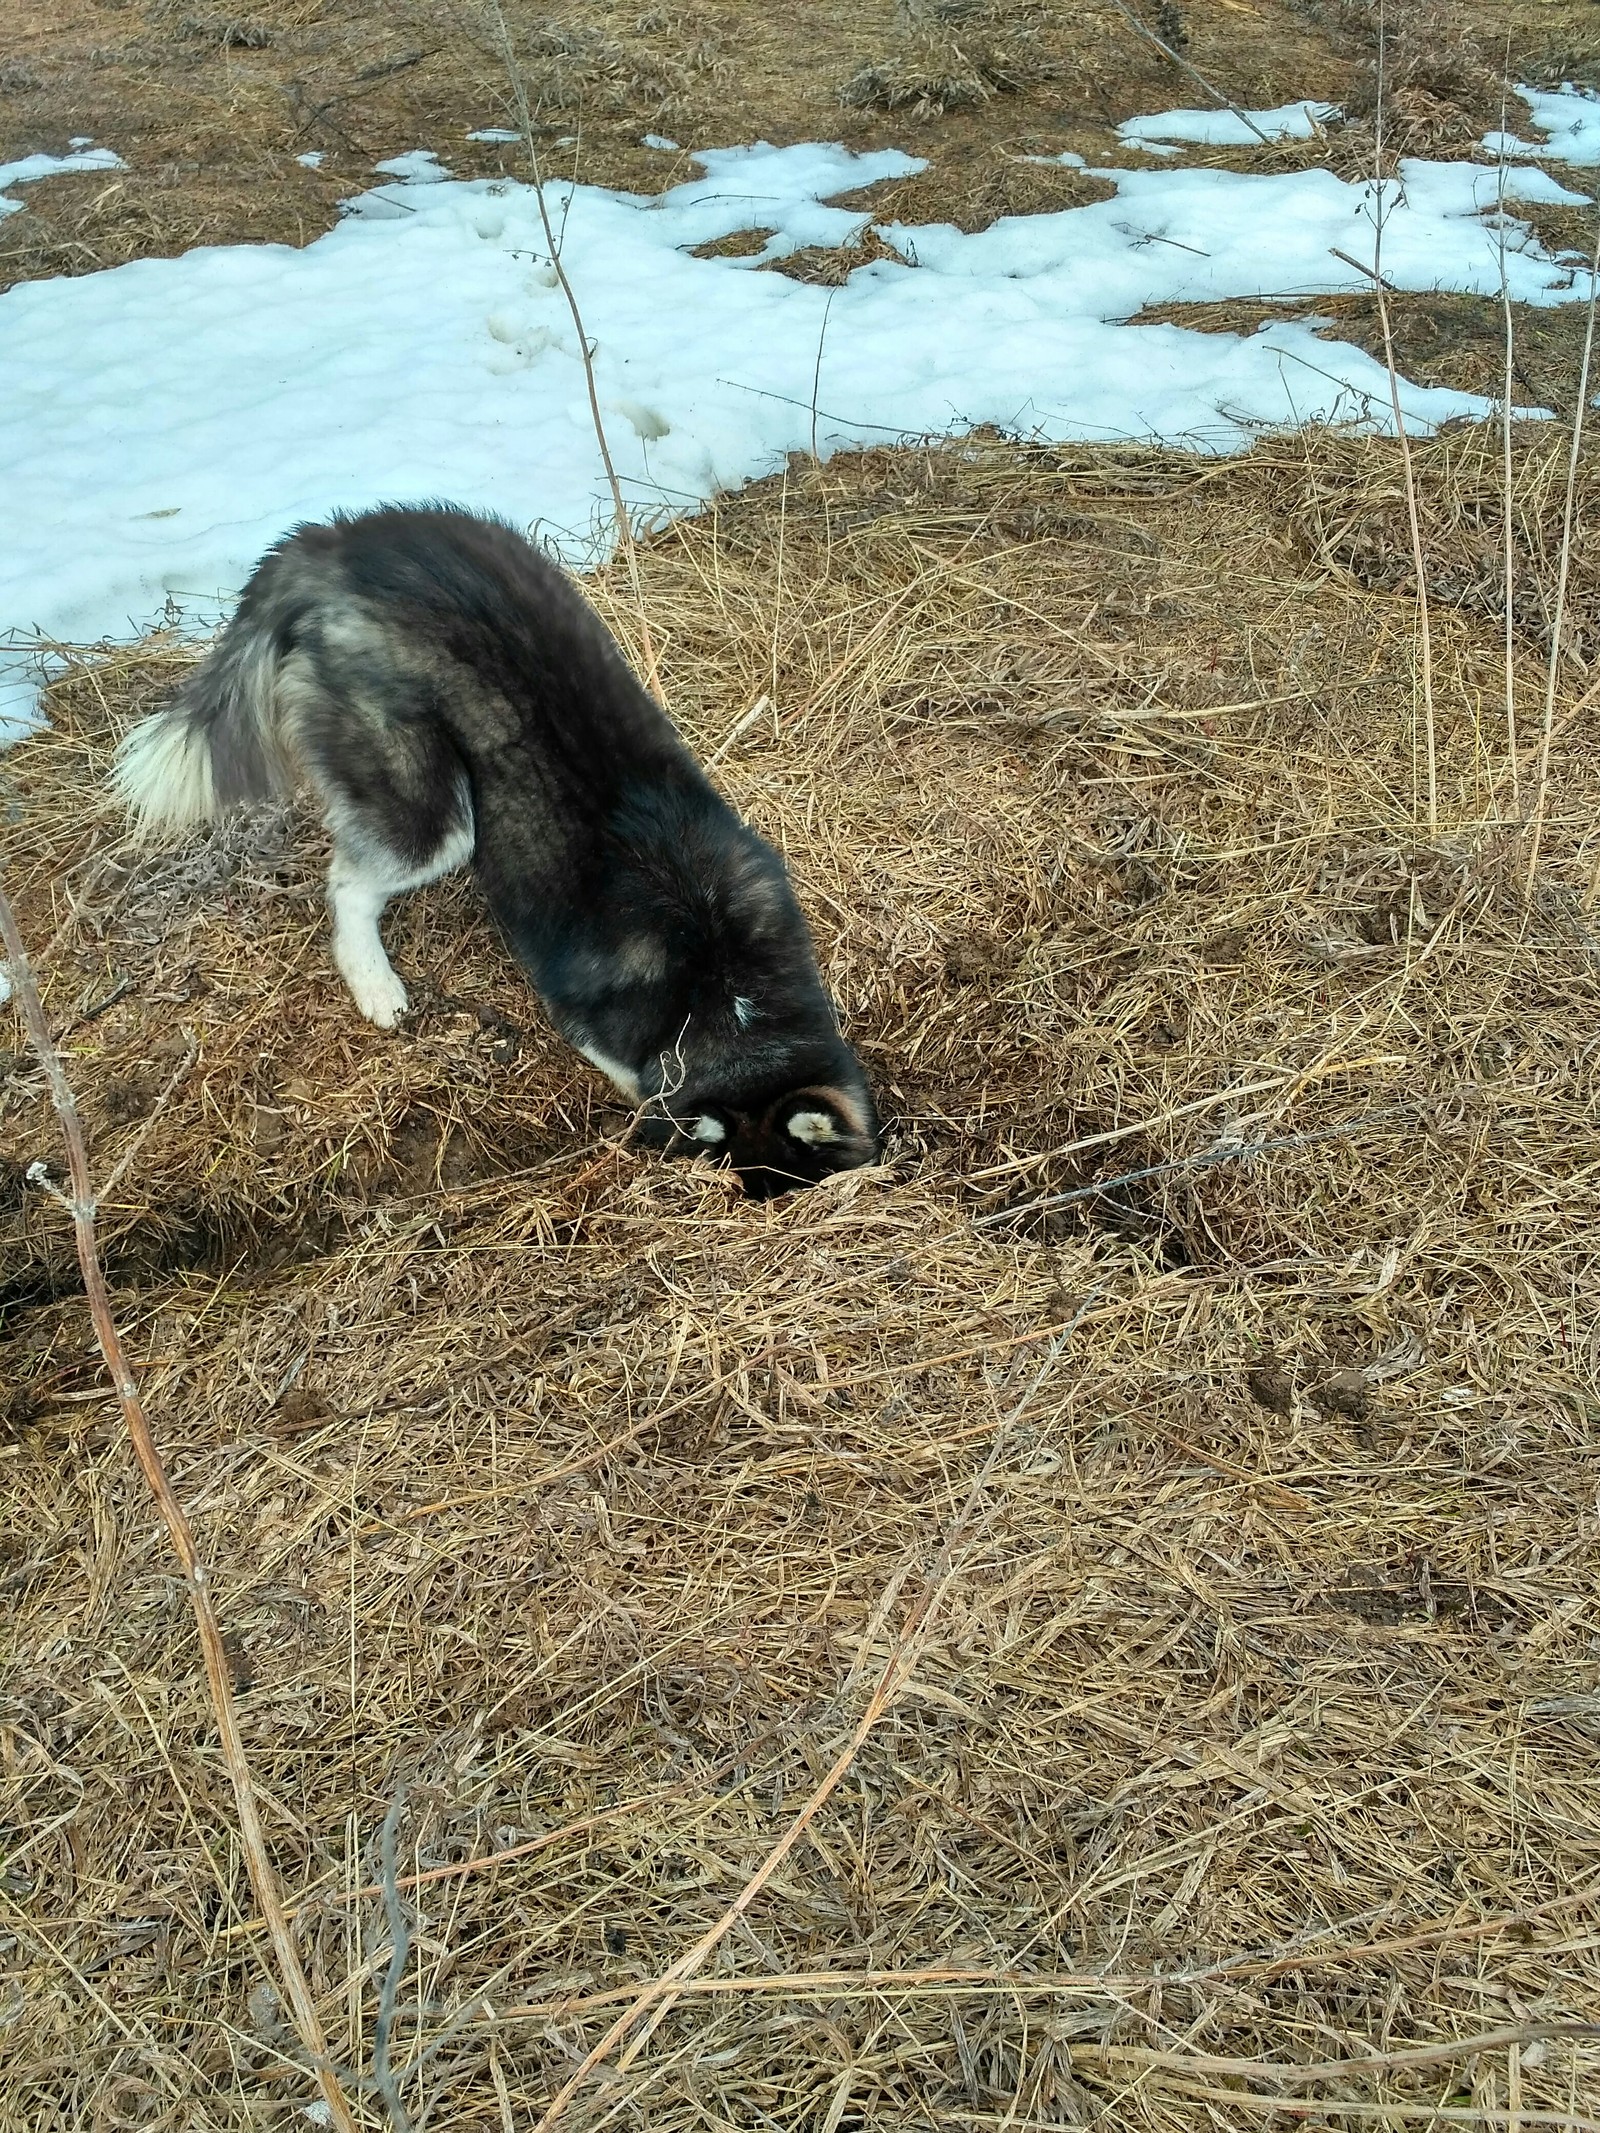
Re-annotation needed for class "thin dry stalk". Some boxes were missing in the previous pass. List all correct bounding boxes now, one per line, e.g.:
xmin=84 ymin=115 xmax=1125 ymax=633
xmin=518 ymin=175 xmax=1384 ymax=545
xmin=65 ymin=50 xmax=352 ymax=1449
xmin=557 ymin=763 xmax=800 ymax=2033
xmin=770 ymin=470 xmax=788 ymax=708
xmin=1369 ymin=6 xmax=1437 ymax=835
xmin=1527 ymin=196 xmax=1600 ymax=891
xmin=97 ymin=1033 xmax=196 ymax=1200
xmin=372 ymin=1785 xmax=414 ymax=2133
xmin=0 ymin=882 xmax=359 ymax=2133
xmin=973 ymin=1104 xmax=1416 ymax=1229
xmin=1103 ymin=0 xmax=1277 ymax=147
xmin=810 ymin=286 xmax=837 ymax=465
xmin=1089 ymin=2084 xmax=1599 ymax=2130
xmin=1497 ymin=63 xmax=1520 ymax=814
xmin=1097 ymin=2023 xmax=1600 ymax=2086
xmin=484 ymin=0 xmax=666 ymax=708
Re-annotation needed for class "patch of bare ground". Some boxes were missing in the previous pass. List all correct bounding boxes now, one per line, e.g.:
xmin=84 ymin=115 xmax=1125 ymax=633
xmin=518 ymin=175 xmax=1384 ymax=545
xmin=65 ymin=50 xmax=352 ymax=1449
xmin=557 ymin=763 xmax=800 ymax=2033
xmin=1129 ymin=292 xmax=1599 ymax=423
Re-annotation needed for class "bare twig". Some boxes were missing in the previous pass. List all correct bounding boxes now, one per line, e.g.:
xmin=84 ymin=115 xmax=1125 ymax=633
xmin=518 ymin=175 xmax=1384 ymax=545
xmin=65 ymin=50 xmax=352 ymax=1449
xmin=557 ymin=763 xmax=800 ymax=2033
xmin=1103 ymin=0 xmax=1278 ymax=148
xmin=965 ymin=1084 xmax=1287 ymax=1184
xmin=1368 ymin=4 xmax=1437 ymax=835
xmin=1327 ymin=245 xmax=1396 ymax=292
xmin=372 ymin=1784 xmax=415 ymax=2133
xmin=529 ymin=1321 xmax=1086 ymax=2130
xmin=704 ymin=692 xmax=773 ymax=769
xmin=1087 ymin=2076 xmax=1598 ymax=2131
xmin=971 ymin=1105 xmax=1417 ymax=1229
xmin=1095 ymin=2022 xmax=1600 ymax=2086
xmin=0 ymin=882 xmax=359 ymax=2133
xmin=810 ymin=286 xmax=837 ymax=465
xmin=770 ymin=468 xmax=788 ymax=709
xmin=484 ymin=0 xmax=667 ymax=707
xmin=1497 ymin=60 xmax=1521 ymax=814
xmin=98 ymin=1033 xmax=198 ymax=1200
xmin=1527 ymin=190 xmax=1600 ymax=890
xmin=482 ymin=1990 xmax=1600 ymax=2074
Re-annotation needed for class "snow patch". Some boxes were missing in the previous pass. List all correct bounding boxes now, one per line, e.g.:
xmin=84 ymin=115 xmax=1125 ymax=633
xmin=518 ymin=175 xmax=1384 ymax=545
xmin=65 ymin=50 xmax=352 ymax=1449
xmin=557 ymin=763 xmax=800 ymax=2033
xmin=1119 ymin=101 xmax=1337 ymax=149
xmin=1488 ymin=84 xmax=1600 ymax=167
xmin=0 ymin=145 xmax=124 ymax=219
xmin=0 ymin=658 xmax=42 ymax=743
xmin=0 ymin=134 xmax=1592 ymax=663
xmin=372 ymin=149 xmax=452 ymax=185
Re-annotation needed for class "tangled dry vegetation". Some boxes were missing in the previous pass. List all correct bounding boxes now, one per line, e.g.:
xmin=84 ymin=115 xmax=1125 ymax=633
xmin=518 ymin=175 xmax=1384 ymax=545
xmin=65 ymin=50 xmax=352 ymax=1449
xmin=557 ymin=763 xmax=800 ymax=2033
xmin=4 ymin=426 xmax=1600 ymax=2128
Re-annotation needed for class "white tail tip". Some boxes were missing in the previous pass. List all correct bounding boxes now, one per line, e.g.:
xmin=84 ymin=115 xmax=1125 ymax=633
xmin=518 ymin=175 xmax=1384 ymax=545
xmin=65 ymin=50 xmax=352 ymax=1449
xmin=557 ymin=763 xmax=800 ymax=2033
xmin=110 ymin=712 xmax=218 ymax=837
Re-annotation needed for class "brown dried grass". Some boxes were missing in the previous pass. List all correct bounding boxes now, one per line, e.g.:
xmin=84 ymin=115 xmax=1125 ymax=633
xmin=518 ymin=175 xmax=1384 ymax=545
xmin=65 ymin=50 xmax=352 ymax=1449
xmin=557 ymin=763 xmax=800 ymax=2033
xmin=4 ymin=427 xmax=1600 ymax=2129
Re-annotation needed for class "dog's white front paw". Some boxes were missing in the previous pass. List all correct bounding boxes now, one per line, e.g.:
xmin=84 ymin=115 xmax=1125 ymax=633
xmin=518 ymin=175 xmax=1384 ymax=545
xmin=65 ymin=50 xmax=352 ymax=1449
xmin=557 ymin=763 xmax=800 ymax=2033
xmin=334 ymin=950 xmax=407 ymax=1029
xmin=353 ymin=967 xmax=409 ymax=1029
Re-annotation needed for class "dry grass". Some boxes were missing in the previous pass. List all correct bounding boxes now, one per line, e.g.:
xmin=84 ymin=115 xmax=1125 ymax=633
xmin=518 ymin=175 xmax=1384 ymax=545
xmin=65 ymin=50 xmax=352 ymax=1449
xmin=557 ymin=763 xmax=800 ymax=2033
xmin=5 ymin=426 xmax=1600 ymax=2127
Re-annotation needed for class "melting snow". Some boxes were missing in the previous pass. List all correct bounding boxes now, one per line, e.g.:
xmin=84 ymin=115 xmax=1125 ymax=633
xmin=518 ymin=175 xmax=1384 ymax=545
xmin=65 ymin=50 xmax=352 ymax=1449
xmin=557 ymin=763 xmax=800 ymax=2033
xmin=0 ymin=123 xmax=1595 ymax=732
xmin=370 ymin=149 xmax=451 ymax=185
xmin=1484 ymin=84 xmax=1600 ymax=166
xmin=0 ymin=144 xmax=124 ymax=218
xmin=1118 ymin=100 xmax=1337 ymax=149
xmin=1 ymin=656 xmax=43 ymax=743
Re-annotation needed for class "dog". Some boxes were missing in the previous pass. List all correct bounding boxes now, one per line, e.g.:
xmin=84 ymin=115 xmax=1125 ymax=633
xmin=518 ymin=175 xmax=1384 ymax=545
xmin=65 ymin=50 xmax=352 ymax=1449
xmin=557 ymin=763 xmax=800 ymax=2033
xmin=110 ymin=504 xmax=881 ymax=1197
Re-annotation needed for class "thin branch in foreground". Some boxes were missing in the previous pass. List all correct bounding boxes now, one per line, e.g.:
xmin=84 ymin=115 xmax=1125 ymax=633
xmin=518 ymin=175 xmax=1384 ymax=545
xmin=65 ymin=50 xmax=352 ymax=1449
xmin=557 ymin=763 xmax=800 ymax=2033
xmin=810 ymin=285 xmax=837 ymax=465
xmin=529 ymin=1314 xmax=1091 ymax=2130
xmin=0 ymin=882 xmax=359 ymax=2133
xmin=1368 ymin=4 xmax=1437 ymax=836
xmin=484 ymin=0 xmax=667 ymax=708
xmin=1103 ymin=0 xmax=1278 ymax=148
xmin=372 ymin=1784 xmax=415 ymax=2133
xmin=1496 ymin=59 xmax=1521 ymax=814
xmin=1526 ymin=186 xmax=1600 ymax=893
xmin=971 ymin=1105 xmax=1417 ymax=1230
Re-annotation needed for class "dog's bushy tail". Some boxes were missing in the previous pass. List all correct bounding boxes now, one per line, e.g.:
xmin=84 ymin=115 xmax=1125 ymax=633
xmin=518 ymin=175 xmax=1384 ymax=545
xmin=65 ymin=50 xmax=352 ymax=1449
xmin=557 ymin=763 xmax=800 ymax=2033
xmin=111 ymin=600 xmax=293 ymax=838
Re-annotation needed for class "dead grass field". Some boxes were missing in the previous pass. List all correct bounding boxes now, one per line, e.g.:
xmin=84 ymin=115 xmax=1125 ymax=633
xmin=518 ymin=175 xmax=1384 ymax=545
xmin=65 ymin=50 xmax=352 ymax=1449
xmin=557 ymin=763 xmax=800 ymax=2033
xmin=6 ymin=4 xmax=1600 ymax=2131
xmin=6 ymin=428 xmax=1600 ymax=2129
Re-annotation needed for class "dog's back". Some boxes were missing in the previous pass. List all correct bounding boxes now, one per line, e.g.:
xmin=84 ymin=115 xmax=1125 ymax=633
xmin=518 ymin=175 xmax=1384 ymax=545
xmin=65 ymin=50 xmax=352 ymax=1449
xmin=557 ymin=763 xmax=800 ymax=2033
xmin=116 ymin=506 xmax=679 ymax=835
xmin=112 ymin=505 xmax=881 ymax=1192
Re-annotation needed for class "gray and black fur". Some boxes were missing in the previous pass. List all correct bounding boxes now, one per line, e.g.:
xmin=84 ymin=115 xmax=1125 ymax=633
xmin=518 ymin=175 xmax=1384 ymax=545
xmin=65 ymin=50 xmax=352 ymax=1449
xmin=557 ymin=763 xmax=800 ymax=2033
xmin=112 ymin=504 xmax=880 ymax=1197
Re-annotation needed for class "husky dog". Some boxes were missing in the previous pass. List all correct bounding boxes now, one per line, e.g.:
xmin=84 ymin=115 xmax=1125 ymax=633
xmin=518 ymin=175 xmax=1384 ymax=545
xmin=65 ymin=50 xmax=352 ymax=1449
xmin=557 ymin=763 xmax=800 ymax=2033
xmin=111 ymin=504 xmax=880 ymax=1197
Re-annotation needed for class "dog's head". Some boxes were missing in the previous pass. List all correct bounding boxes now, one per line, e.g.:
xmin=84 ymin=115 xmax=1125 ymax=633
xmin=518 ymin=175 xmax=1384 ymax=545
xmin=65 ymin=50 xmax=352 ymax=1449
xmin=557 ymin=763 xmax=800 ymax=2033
xmin=635 ymin=1077 xmax=882 ymax=1199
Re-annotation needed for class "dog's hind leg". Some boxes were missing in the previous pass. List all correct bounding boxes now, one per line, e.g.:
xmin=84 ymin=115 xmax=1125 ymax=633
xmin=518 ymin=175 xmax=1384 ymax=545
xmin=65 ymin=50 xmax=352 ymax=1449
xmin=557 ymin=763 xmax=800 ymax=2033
xmin=326 ymin=797 xmax=475 ymax=1029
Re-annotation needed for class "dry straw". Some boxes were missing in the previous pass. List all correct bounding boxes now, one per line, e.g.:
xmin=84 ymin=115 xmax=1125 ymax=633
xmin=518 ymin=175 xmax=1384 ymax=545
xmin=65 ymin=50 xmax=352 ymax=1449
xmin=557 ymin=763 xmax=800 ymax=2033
xmin=4 ymin=423 xmax=1600 ymax=2127
xmin=0 ymin=885 xmax=359 ymax=2133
